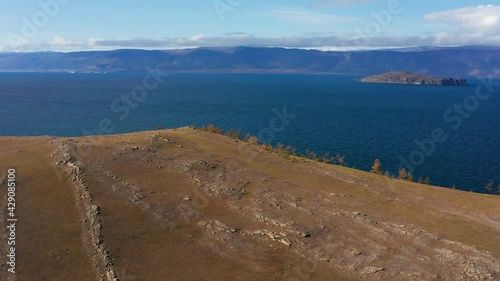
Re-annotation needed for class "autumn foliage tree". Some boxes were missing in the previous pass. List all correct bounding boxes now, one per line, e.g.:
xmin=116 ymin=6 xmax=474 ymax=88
xmin=370 ymin=159 xmax=383 ymax=175
xmin=407 ymin=173 xmax=414 ymax=182
xmin=485 ymin=181 xmax=495 ymax=194
xmin=398 ymin=168 xmax=407 ymax=180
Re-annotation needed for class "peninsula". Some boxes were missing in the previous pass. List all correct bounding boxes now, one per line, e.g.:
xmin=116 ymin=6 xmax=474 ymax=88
xmin=359 ymin=71 xmax=468 ymax=86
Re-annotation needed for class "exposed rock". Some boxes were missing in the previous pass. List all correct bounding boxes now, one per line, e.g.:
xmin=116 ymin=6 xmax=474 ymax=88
xmin=361 ymin=266 xmax=385 ymax=275
xmin=51 ymin=142 xmax=118 ymax=281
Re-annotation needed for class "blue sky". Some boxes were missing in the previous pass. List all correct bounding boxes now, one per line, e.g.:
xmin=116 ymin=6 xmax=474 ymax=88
xmin=1 ymin=0 xmax=499 ymax=52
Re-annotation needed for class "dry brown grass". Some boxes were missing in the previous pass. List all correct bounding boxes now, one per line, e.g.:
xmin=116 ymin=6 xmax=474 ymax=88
xmin=0 ymin=128 xmax=498 ymax=281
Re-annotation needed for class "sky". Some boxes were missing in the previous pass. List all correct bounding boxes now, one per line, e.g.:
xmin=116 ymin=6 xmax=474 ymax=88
xmin=1 ymin=0 xmax=500 ymax=52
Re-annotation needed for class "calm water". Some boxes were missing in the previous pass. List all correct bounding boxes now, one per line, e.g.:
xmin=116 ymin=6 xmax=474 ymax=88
xmin=1 ymin=73 xmax=499 ymax=192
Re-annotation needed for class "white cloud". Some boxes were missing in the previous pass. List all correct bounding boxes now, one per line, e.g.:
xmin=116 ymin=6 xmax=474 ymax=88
xmin=188 ymin=34 xmax=205 ymax=42
xmin=424 ymin=5 xmax=500 ymax=34
xmin=51 ymin=36 xmax=86 ymax=48
xmin=257 ymin=7 xmax=354 ymax=24
xmin=40 ymin=34 xmax=439 ymax=50
xmin=312 ymin=0 xmax=373 ymax=7
xmin=2 ymin=32 xmax=500 ymax=53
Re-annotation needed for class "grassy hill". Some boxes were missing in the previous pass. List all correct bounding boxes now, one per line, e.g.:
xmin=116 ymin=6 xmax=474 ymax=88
xmin=0 ymin=127 xmax=499 ymax=280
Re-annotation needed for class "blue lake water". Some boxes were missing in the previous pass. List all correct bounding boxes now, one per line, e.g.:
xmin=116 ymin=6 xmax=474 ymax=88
xmin=0 ymin=72 xmax=499 ymax=193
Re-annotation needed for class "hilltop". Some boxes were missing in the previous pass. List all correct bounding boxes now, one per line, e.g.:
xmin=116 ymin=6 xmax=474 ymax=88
xmin=0 ymin=128 xmax=499 ymax=280
xmin=359 ymin=71 xmax=468 ymax=86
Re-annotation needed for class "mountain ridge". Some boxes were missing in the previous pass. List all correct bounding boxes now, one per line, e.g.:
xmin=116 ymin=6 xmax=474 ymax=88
xmin=1 ymin=46 xmax=499 ymax=77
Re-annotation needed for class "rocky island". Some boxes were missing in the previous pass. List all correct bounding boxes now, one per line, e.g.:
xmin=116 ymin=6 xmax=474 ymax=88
xmin=359 ymin=71 xmax=468 ymax=86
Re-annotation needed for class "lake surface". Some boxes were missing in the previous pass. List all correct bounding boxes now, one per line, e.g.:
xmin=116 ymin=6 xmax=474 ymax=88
xmin=1 ymin=72 xmax=499 ymax=192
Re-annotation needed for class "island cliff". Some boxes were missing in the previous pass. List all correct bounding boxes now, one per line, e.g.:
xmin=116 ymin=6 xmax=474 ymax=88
xmin=360 ymin=71 xmax=468 ymax=86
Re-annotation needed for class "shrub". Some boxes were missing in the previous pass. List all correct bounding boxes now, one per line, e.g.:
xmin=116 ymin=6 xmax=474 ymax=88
xmin=337 ymin=155 xmax=345 ymax=166
xmin=225 ymin=129 xmax=241 ymax=139
xmin=407 ymin=173 xmax=413 ymax=182
xmin=207 ymin=124 xmax=224 ymax=134
xmin=157 ymin=124 xmax=165 ymax=130
xmin=247 ymin=136 xmax=259 ymax=145
xmin=275 ymin=144 xmax=295 ymax=158
xmin=370 ymin=159 xmax=383 ymax=175
xmin=398 ymin=168 xmax=407 ymax=180
xmin=424 ymin=176 xmax=430 ymax=185
xmin=485 ymin=181 xmax=495 ymax=194
xmin=318 ymin=152 xmax=332 ymax=164
xmin=261 ymin=144 xmax=273 ymax=151
xmin=418 ymin=177 xmax=423 ymax=184
xmin=305 ymin=149 xmax=318 ymax=161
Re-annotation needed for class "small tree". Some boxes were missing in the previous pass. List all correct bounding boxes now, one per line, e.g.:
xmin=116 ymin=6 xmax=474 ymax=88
xmin=398 ymin=168 xmax=407 ymax=180
xmin=418 ymin=177 xmax=424 ymax=184
xmin=425 ymin=176 xmax=430 ymax=185
xmin=370 ymin=159 xmax=383 ymax=175
xmin=157 ymin=124 xmax=165 ymax=130
xmin=306 ymin=149 xmax=319 ymax=161
xmin=207 ymin=124 xmax=223 ymax=134
xmin=407 ymin=173 xmax=414 ymax=182
xmin=320 ymin=152 xmax=334 ymax=164
xmin=340 ymin=156 xmax=346 ymax=166
xmin=247 ymin=136 xmax=259 ymax=145
xmin=225 ymin=129 xmax=241 ymax=139
xmin=485 ymin=181 xmax=495 ymax=194
xmin=384 ymin=171 xmax=390 ymax=177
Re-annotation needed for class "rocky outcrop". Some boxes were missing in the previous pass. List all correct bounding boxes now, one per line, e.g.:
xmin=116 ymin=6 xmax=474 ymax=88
xmin=51 ymin=141 xmax=118 ymax=281
xmin=359 ymin=71 xmax=468 ymax=86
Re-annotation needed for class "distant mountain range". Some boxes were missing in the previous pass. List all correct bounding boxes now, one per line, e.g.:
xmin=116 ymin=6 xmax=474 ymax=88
xmin=1 ymin=46 xmax=499 ymax=77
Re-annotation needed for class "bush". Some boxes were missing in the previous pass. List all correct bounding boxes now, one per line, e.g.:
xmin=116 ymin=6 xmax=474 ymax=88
xmin=485 ymin=181 xmax=495 ymax=194
xmin=305 ymin=149 xmax=319 ymax=161
xmin=337 ymin=155 xmax=345 ymax=166
xmin=207 ymin=124 xmax=224 ymax=134
xmin=319 ymin=152 xmax=335 ymax=164
xmin=398 ymin=168 xmax=407 ymax=180
xmin=225 ymin=129 xmax=241 ymax=139
xmin=407 ymin=173 xmax=413 ymax=182
xmin=261 ymin=144 xmax=273 ymax=151
xmin=247 ymin=136 xmax=259 ymax=145
xmin=275 ymin=143 xmax=296 ymax=158
xmin=370 ymin=159 xmax=383 ymax=175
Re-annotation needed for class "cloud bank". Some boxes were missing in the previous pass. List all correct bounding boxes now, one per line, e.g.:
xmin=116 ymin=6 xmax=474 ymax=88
xmin=3 ymin=5 xmax=500 ymax=52
xmin=4 ymin=32 xmax=499 ymax=52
